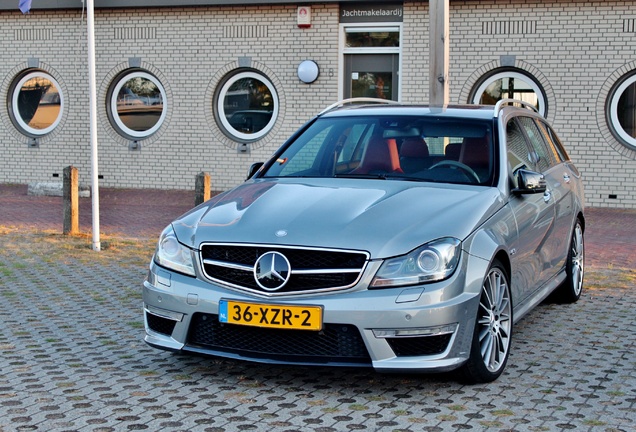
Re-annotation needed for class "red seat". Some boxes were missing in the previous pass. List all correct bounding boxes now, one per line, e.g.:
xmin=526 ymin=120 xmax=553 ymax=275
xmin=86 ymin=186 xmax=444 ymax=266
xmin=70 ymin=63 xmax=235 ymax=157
xmin=351 ymin=137 xmax=403 ymax=174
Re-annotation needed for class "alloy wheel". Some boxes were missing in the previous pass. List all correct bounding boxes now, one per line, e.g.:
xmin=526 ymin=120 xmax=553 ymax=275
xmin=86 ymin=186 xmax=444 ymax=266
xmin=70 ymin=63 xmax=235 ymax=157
xmin=570 ymin=222 xmax=584 ymax=297
xmin=477 ymin=267 xmax=512 ymax=373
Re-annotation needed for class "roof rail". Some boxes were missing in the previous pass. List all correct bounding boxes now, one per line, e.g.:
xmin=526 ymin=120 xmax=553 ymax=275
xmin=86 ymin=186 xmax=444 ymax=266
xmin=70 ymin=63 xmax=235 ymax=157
xmin=494 ymin=98 xmax=540 ymax=118
xmin=318 ymin=97 xmax=398 ymax=115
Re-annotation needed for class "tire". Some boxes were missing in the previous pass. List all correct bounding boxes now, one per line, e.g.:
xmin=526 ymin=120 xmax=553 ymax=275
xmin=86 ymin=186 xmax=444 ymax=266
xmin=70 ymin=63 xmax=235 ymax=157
xmin=555 ymin=219 xmax=584 ymax=303
xmin=460 ymin=260 xmax=512 ymax=384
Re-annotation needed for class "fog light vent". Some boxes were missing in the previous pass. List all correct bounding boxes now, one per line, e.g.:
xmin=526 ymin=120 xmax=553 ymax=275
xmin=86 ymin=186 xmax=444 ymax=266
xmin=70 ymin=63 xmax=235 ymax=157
xmin=146 ymin=312 xmax=177 ymax=336
xmin=386 ymin=333 xmax=453 ymax=357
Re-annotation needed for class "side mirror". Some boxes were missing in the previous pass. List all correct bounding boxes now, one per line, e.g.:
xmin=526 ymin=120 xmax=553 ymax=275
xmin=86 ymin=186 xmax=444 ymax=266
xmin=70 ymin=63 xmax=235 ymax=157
xmin=512 ymin=169 xmax=546 ymax=194
xmin=247 ymin=162 xmax=264 ymax=180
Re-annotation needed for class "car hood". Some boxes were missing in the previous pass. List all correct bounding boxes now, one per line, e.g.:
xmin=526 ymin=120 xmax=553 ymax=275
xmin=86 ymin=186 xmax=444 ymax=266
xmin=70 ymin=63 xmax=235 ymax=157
xmin=172 ymin=178 xmax=504 ymax=259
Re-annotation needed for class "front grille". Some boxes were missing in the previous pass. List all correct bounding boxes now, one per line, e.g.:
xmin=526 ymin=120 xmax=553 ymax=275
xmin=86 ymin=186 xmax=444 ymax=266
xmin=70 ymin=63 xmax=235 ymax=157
xmin=186 ymin=313 xmax=371 ymax=365
xmin=200 ymin=244 xmax=368 ymax=295
xmin=146 ymin=312 xmax=177 ymax=336
xmin=386 ymin=334 xmax=453 ymax=357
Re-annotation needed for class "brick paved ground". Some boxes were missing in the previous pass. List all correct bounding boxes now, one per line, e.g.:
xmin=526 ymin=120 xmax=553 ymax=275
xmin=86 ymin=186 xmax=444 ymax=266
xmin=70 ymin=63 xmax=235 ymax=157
xmin=0 ymin=184 xmax=195 ymax=239
xmin=0 ymin=183 xmax=635 ymax=431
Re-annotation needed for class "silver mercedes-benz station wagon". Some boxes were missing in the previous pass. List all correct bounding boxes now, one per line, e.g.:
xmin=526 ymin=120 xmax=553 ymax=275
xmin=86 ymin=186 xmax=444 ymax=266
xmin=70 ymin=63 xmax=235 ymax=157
xmin=143 ymin=99 xmax=585 ymax=383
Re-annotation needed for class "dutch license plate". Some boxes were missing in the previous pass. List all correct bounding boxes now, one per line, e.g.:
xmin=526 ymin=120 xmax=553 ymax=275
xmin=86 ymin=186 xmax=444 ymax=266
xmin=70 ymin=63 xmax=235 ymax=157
xmin=219 ymin=299 xmax=323 ymax=331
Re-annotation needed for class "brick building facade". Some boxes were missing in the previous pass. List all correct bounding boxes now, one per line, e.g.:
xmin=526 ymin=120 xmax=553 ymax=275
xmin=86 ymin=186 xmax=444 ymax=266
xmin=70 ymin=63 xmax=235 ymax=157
xmin=1 ymin=0 xmax=635 ymax=208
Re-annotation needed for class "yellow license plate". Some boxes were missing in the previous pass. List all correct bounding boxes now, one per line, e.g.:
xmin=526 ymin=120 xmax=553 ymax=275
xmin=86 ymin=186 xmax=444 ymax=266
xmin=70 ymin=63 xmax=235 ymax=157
xmin=219 ymin=300 xmax=323 ymax=331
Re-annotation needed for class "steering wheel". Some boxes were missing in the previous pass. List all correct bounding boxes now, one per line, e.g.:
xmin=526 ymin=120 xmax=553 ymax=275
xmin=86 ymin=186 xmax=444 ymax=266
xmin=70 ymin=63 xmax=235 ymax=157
xmin=429 ymin=160 xmax=480 ymax=183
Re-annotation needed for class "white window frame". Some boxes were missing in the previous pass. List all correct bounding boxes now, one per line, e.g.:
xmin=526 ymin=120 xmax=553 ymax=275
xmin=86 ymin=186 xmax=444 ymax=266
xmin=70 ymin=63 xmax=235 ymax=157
xmin=339 ymin=23 xmax=403 ymax=101
xmin=110 ymin=71 xmax=168 ymax=139
xmin=472 ymin=71 xmax=546 ymax=117
xmin=609 ymin=73 xmax=636 ymax=149
xmin=216 ymin=71 xmax=279 ymax=142
xmin=12 ymin=71 xmax=64 ymax=136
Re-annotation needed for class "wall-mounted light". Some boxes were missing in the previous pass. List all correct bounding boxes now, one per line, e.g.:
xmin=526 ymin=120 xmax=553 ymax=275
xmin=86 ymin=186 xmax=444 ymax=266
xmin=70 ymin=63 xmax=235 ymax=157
xmin=297 ymin=60 xmax=319 ymax=84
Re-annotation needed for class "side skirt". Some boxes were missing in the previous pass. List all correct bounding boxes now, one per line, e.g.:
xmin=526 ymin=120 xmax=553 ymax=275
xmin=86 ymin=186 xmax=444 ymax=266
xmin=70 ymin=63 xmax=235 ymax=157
xmin=512 ymin=270 xmax=567 ymax=324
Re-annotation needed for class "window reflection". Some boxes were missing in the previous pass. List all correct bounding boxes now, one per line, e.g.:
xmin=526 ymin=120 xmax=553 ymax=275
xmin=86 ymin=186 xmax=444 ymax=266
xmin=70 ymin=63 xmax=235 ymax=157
xmin=472 ymin=71 xmax=545 ymax=116
xmin=479 ymin=77 xmax=539 ymax=110
xmin=12 ymin=72 xmax=63 ymax=135
xmin=352 ymin=72 xmax=392 ymax=100
xmin=110 ymin=71 xmax=167 ymax=139
xmin=617 ymin=81 xmax=636 ymax=139
xmin=217 ymin=71 xmax=279 ymax=141
xmin=223 ymin=77 xmax=274 ymax=134
xmin=346 ymin=31 xmax=399 ymax=48
xmin=116 ymin=75 xmax=164 ymax=132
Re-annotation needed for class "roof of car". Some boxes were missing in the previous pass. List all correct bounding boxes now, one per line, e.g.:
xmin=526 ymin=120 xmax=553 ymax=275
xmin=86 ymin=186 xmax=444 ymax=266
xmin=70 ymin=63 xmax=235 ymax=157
xmin=319 ymin=103 xmax=497 ymax=120
xmin=317 ymin=98 xmax=541 ymax=121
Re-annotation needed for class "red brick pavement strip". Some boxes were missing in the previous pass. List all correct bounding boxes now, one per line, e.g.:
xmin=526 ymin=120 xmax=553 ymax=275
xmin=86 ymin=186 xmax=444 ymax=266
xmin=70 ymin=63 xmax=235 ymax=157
xmin=584 ymin=206 xmax=636 ymax=269
xmin=1 ymin=183 xmax=634 ymax=269
xmin=0 ymin=183 xmax=195 ymax=239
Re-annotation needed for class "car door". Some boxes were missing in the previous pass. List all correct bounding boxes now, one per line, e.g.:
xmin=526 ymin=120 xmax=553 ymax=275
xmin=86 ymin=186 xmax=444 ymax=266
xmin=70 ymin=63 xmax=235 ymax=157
xmin=505 ymin=117 xmax=557 ymax=303
xmin=517 ymin=116 xmax=573 ymax=276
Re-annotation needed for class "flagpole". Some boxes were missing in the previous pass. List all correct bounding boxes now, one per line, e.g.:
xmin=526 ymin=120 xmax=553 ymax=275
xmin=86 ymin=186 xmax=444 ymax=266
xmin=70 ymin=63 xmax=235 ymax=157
xmin=87 ymin=0 xmax=101 ymax=251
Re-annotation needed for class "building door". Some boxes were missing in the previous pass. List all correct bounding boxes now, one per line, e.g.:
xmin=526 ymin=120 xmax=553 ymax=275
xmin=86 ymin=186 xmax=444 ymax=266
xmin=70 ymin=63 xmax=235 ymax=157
xmin=340 ymin=21 xmax=402 ymax=101
xmin=344 ymin=54 xmax=399 ymax=101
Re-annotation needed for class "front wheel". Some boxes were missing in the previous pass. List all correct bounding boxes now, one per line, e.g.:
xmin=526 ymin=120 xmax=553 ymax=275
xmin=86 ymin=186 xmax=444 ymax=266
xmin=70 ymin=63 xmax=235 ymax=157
xmin=555 ymin=219 xmax=584 ymax=303
xmin=460 ymin=260 xmax=512 ymax=384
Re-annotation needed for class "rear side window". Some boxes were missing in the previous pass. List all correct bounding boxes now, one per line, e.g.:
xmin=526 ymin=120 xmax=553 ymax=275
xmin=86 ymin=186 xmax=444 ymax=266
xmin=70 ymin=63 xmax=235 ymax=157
xmin=516 ymin=116 xmax=557 ymax=171
xmin=535 ymin=120 xmax=570 ymax=163
xmin=506 ymin=119 xmax=533 ymax=182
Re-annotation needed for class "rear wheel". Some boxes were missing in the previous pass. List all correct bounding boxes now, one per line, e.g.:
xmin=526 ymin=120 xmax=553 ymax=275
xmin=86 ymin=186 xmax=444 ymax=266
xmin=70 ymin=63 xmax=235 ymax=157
xmin=460 ymin=260 xmax=512 ymax=384
xmin=555 ymin=219 xmax=584 ymax=303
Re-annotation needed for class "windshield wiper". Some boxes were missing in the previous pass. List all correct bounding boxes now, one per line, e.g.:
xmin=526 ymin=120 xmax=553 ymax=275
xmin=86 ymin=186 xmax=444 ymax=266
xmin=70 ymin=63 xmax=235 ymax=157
xmin=334 ymin=173 xmax=388 ymax=180
xmin=334 ymin=173 xmax=435 ymax=182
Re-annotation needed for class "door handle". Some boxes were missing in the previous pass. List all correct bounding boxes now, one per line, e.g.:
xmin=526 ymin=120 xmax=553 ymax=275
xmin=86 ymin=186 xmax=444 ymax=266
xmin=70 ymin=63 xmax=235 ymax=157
xmin=563 ymin=173 xmax=571 ymax=184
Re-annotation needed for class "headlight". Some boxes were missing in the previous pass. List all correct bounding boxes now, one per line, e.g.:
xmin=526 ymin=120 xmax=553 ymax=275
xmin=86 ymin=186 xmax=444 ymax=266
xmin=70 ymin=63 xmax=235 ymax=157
xmin=154 ymin=225 xmax=196 ymax=276
xmin=370 ymin=238 xmax=461 ymax=288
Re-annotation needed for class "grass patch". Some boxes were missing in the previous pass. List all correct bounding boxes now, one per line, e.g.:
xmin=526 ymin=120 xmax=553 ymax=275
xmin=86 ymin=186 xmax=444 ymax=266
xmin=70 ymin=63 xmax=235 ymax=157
xmin=321 ymin=407 xmax=339 ymax=413
xmin=583 ymin=419 xmax=606 ymax=426
xmin=490 ymin=409 xmax=514 ymax=417
xmin=0 ymin=227 xmax=156 ymax=268
xmin=584 ymin=267 xmax=635 ymax=291
xmin=448 ymin=404 xmax=466 ymax=411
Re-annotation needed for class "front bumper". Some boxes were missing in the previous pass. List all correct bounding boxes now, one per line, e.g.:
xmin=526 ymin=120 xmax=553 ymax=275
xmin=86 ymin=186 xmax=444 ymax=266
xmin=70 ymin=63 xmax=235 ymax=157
xmin=142 ymin=256 xmax=486 ymax=373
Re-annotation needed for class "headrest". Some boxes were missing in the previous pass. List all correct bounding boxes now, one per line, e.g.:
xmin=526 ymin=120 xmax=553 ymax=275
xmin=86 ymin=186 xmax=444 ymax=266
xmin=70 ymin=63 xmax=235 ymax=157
xmin=400 ymin=137 xmax=429 ymax=158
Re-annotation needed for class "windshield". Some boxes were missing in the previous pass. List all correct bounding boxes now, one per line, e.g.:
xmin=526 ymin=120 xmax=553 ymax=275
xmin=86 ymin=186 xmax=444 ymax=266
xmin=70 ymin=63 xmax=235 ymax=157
xmin=263 ymin=115 xmax=495 ymax=186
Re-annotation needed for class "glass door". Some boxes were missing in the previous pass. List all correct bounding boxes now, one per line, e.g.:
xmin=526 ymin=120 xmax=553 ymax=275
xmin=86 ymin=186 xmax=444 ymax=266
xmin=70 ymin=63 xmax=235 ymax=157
xmin=344 ymin=54 xmax=399 ymax=100
xmin=342 ymin=26 xmax=401 ymax=101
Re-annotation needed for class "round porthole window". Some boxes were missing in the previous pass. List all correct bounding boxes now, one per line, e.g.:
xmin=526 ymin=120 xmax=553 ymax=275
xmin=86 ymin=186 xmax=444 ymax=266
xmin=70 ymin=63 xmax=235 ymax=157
xmin=216 ymin=71 xmax=279 ymax=142
xmin=472 ymin=70 xmax=547 ymax=116
xmin=607 ymin=72 xmax=636 ymax=150
xmin=108 ymin=70 xmax=167 ymax=139
xmin=11 ymin=71 xmax=64 ymax=136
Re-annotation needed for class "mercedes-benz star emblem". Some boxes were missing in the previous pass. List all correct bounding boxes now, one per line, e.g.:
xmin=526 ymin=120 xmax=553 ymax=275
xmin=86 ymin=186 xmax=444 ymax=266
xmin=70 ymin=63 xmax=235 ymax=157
xmin=254 ymin=251 xmax=291 ymax=291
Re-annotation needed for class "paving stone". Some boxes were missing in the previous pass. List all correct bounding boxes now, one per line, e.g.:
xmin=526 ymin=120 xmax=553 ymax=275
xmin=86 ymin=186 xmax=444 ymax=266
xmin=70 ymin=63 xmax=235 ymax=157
xmin=1 ymin=185 xmax=635 ymax=431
